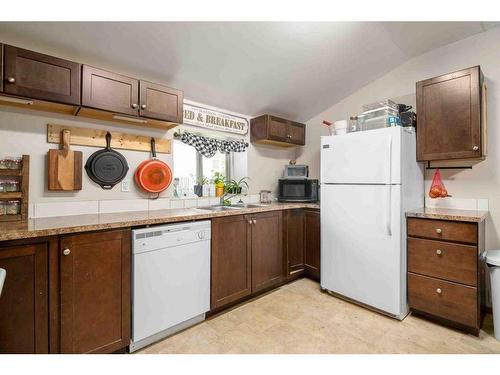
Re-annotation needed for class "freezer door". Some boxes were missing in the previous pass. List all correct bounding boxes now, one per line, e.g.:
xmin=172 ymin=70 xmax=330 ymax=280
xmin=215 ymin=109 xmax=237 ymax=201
xmin=321 ymin=127 xmax=401 ymax=184
xmin=320 ymin=184 xmax=405 ymax=316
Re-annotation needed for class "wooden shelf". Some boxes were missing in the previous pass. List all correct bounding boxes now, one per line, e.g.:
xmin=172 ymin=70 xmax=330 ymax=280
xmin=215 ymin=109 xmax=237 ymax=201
xmin=0 ymin=155 xmax=29 ymax=222
xmin=0 ymin=169 xmax=22 ymax=177
xmin=0 ymin=192 xmax=22 ymax=200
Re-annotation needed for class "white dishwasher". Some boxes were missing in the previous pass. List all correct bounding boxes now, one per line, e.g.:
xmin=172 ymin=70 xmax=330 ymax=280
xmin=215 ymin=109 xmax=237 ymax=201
xmin=130 ymin=220 xmax=211 ymax=352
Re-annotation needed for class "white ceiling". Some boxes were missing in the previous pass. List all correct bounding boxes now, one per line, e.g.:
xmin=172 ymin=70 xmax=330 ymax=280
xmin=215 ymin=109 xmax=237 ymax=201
xmin=0 ymin=22 xmax=498 ymax=121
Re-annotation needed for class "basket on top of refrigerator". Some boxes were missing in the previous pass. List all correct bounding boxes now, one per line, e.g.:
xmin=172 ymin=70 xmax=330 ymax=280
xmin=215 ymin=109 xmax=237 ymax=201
xmin=359 ymin=99 xmax=401 ymax=131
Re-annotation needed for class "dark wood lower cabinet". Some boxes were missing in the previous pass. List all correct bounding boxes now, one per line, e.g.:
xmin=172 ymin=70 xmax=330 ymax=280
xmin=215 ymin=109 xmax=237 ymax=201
xmin=211 ymin=215 xmax=252 ymax=310
xmin=59 ymin=229 xmax=131 ymax=354
xmin=304 ymin=210 xmax=320 ymax=279
xmin=212 ymin=208 xmax=318 ymax=312
xmin=284 ymin=208 xmax=320 ymax=280
xmin=1 ymin=208 xmax=319 ymax=353
xmin=284 ymin=209 xmax=305 ymax=278
xmin=211 ymin=211 xmax=284 ymax=310
xmin=0 ymin=239 xmax=50 ymax=354
xmin=251 ymin=211 xmax=284 ymax=292
xmin=407 ymin=217 xmax=484 ymax=335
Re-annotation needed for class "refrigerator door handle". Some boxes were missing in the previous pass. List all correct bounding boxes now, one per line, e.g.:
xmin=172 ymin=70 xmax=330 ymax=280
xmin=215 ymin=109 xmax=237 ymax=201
xmin=386 ymin=135 xmax=392 ymax=236
xmin=386 ymin=185 xmax=392 ymax=236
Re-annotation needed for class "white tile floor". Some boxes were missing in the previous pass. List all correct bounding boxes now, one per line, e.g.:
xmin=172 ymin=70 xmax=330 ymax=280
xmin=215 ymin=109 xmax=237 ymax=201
xmin=138 ymin=278 xmax=500 ymax=354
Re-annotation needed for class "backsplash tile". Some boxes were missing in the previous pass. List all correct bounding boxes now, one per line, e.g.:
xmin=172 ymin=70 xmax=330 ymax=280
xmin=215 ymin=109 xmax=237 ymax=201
xmin=170 ymin=199 xmax=185 ymax=209
xmin=477 ymin=199 xmax=489 ymax=211
xmin=209 ymin=197 xmax=220 ymax=205
xmin=184 ymin=199 xmax=198 ymax=208
xmin=99 ymin=199 xmax=148 ymax=214
xmin=34 ymin=200 xmax=99 ymax=218
xmin=425 ymin=197 xmax=489 ymax=211
xmin=196 ymin=198 xmax=210 ymax=207
xmin=148 ymin=198 xmax=171 ymax=211
xmin=29 ymin=194 xmax=262 ymax=218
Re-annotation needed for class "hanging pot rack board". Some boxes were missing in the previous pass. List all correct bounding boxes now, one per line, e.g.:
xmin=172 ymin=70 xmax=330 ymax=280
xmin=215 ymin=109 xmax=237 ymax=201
xmin=47 ymin=124 xmax=171 ymax=154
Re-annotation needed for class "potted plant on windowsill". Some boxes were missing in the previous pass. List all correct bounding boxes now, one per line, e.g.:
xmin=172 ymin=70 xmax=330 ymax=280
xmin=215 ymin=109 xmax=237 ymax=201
xmin=194 ymin=176 xmax=209 ymax=197
xmin=224 ymin=177 xmax=250 ymax=195
xmin=212 ymin=172 xmax=226 ymax=197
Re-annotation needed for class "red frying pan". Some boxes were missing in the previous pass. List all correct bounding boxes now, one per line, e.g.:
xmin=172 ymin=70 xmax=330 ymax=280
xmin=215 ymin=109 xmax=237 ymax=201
xmin=135 ymin=138 xmax=172 ymax=193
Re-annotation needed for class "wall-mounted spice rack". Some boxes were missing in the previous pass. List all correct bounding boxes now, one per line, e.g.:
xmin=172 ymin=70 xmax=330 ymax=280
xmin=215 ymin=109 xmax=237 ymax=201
xmin=0 ymin=155 xmax=29 ymax=222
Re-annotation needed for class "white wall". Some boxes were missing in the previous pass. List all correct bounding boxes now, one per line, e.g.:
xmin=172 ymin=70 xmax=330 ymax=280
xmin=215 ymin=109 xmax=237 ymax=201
xmin=297 ymin=27 xmax=500 ymax=250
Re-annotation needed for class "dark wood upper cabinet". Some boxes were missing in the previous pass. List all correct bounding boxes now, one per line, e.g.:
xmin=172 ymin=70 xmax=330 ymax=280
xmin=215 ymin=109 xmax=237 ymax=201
xmin=0 ymin=241 xmax=49 ymax=354
xmin=81 ymin=65 xmax=139 ymax=116
xmin=59 ymin=229 xmax=130 ymax=354
xmin=416 ymin=66 xmax=484 ymax=161
xmin=304 ymin=210 xmax=320 ymax=280
xmin=211 ymin=215 xmax=252 ymax=310
xmin=251 ymin=114 xmax=306 ymax=146
xmin=139 ymin=80 xmax=183 ymax=123
xmin=251 ymin=211 xmax=284 ymax=292
xmin=284 ymin=209 xmax=305 ymax=278
xmin=3 ymin=45 xmax=81 ymax=105
xmin=288 ymin=121 xmax=306 ymax=145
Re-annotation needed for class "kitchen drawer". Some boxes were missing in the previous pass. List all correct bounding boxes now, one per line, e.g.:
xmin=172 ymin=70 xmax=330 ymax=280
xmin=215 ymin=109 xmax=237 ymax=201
xmin=407 ymin=218 xmax=477 ymax=244
xmin=408 ymin=273 xmax=477 ymax=328
xmin=408 ymin=237 xmax=477 ymax=286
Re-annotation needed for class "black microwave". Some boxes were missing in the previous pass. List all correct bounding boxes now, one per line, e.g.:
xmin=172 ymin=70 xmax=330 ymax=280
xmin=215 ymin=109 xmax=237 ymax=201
xmin=278 ymin=179 xmax=319 ymax=202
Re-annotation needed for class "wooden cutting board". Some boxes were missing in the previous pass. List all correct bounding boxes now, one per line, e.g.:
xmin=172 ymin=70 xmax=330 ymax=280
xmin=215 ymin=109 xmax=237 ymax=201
xmin=48 ymin=130 xmax=83 ymax=191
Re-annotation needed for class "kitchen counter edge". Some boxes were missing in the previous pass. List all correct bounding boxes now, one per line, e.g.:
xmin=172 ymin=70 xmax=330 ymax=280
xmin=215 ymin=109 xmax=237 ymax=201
xmin=0 ymin=202 xmax=320 ymax=242
xmin=406 ymin=207 xmax=488 ymax=223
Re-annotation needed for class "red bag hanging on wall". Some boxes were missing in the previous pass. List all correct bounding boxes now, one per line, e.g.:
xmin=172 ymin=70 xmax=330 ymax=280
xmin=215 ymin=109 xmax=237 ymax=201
xmin=428 ymin=168 xmax=450 ymax=198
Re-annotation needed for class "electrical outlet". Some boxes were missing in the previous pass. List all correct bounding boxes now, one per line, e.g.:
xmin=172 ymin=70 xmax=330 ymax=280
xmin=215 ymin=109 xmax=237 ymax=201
xmin=121 ymin=179 xmax=130 ymax=192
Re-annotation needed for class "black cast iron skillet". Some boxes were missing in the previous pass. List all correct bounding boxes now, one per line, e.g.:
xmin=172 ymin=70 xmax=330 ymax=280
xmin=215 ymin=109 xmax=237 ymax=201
xmin=85 ymin=132 xmax=129 ymax=189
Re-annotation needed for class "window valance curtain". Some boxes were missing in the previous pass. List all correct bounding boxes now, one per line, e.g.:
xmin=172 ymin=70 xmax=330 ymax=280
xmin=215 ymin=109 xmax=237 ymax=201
xmin=178 ymin=131 xmax=249 ymax=158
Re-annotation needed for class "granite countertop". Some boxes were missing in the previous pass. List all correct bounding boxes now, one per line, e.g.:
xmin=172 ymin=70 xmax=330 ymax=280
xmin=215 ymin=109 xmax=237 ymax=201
xmin=406 ymin=207 xmax=488 ymax=223
xmin=0 ymin=202 xmax=320 ymax=242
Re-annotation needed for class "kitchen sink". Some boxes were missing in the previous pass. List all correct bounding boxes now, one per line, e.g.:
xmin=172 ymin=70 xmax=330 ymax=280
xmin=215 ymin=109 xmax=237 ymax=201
xmin=197 ymin=203 xmax=269 ymax=211
xmin=197 ymin=205 xmax=245 ymax=211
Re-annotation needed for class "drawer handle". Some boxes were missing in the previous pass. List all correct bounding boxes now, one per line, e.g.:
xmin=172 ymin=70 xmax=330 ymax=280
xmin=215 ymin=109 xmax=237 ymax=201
xmin=436 ymin=288 xmax=442 ymax=294
xmin=436 ymin=249 xmax=442 ymax=255
xmin=435 ymin=228 xmax=442 ymax=234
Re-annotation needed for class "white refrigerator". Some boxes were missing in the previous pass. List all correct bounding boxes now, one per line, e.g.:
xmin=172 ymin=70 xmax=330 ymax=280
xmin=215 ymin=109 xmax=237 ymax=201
xmin=320 ymin=126 xmax=423 ymax=319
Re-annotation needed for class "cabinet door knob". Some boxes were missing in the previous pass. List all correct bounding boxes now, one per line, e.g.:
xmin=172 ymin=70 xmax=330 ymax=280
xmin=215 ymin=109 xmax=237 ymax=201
xmin=248 ymin=220 xmax=253 ymax=225
xmin=141 ymin=104 xmax=147 ymax=110
xmin=252 ymin=219 xmax=256 ymax=224
xmin=436 ymin=249 xmax=442 ymax=255
xmin=436 ymin=228 xmax=442 ymax=234
xmin=63 ymin=249 xmax=71 ymax=256
xmin=131 ymin=103 xmax=138 ymax=109
xmin=436 ymin=288 xmax=442 ymax=294
xmin=6 ymin=77 xmax=15 ymax=83
xmin=473 ymin=145 xmax=479 ymax=151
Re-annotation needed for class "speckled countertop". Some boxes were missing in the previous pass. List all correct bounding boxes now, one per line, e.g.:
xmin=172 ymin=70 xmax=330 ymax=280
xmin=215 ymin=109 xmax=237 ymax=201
xmin=0 ymin=202 xmax=320 ymax=242
xmin=406 ymin=207 xmax=488 ymax=223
